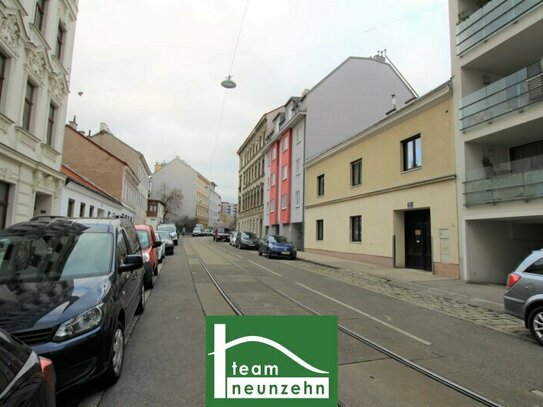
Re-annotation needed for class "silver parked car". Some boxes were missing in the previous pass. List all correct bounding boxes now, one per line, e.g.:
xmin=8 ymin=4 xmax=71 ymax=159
xmin=504 ymin=250 xmax=543 ymax=346
xmin=157 ymin=230 xmax=175 ymax=255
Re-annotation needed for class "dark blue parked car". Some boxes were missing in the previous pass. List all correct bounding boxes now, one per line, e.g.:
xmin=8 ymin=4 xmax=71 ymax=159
xmin=258 ymin=235 xmax=297 ymax=259
xmin=0 ymin=217 xmax=145 ymax=392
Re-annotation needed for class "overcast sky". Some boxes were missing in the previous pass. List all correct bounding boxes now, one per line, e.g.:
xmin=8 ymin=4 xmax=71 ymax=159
xmin=67 ymin=0 xmax=452 ymax=203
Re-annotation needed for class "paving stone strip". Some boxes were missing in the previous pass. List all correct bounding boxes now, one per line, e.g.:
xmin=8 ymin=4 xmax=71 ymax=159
xmin=294 ymin=262 xmax=528 ymax=338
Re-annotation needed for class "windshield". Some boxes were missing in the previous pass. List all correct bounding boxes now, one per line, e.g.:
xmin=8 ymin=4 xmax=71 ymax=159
xmin=157 ymin=225 xmax=176 ymax=233
xmin=270 ymin=235 xmax=288 ymax=243
xmin=0 ymin=232 xmax=113 ymax=283
xmin=242 ymin=232 xmax=256 ymax=239
xmin=137 ymin=230 xmax=151 ymax=249
xmin=158 ymin=231 xmax=171 ymax=241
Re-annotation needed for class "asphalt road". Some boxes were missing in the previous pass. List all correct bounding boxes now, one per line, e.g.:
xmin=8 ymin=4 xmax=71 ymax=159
xmin=63 ymin=237 xmax=543 ymax=407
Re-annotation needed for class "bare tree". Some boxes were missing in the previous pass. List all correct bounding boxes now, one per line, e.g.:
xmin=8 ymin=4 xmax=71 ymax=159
xmin=158 ymin=183 xmax=184 ymax=220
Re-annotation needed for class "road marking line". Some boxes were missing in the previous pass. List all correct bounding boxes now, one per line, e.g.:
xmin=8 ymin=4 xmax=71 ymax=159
xmin=295 ymin=282 xmax=432 ymax=346
xmin=248 ymin=260 xmax=283 ymax=277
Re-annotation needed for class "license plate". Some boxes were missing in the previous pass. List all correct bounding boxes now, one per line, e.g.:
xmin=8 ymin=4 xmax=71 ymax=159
xmin=281 ymin=251 xmax=290 ymax=255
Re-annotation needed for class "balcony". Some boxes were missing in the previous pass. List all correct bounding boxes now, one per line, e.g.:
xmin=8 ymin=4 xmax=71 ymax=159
xmin=459 ymin=60 xmax=543 ymax=130
xmin=456 ymin=0 xmax=543 ymax=55
xmin=464 ymin=154 xmax=543 ymax=205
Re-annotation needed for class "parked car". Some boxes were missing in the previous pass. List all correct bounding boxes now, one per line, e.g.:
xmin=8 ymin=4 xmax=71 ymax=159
xmin=213 ymin=226 xmax=230 ymax=242
xmin=0 ymin=217 xmax=145 ymax=392
xmin=235 ymin=231 xmax=260 ymax=250
xmin=504 ymin=250 xmax=543 ymax=346
xmin=205 ymin=227 xmax=214 ymax=236
xmin=0 ymin=328 xmax=56 ymax=406
xmin=192 ymin=226 xmax=204 ymax=237
xmin=136 ymin=225 xmax=161 ymax=289
xmin=258 ymin=235 xmax=297 ymax=259
xmin=157 ymin=223 xmax=178 ymax=246
xmin=157 ymin=230 xmax=175 ymax=255
xmin=154 ymin=232 xmax=166 ymax=263
xmin=229 ymin=231 xmax=238 ymax=246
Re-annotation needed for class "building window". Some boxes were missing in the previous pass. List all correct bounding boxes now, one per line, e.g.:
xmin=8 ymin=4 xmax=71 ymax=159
xmin=46 ymin=103 xmax=56 ymax=146
xmin=271 ymin=173 xmax=276 ymax=187
xmin=89 ymin=205 xmax=94 ymax=217
xmin=316 ymin=219 xmax=324 ymax=241
xmin=282 ymin=135 xmax=289 ymax=151
xmin=67 ymin=199 xmax=74 ymax=216
xmin=296 ymin=158 xmax=301 ymax=175
xmin=34 ymin=0 xmax=48 ymax=32
xmin=274 ymin=120 xmax=279 ymax=133
xmin=403 ymin=135 xmax=422 ymax=171
xmin=56 ymin=22 xmax=66 ymax=59
xmin=281 ymin=165 xmax=288 ymax=180
xmin=271 ymin=147 xmax=276 ymax=161
xmin=351 ymin=159 xmax=362 ymax=186
xmin=79 ymin=202 xmax=85 ymax=217
xmin=350 ymin=215 xmax=362 ymax=242
xmin=281 ymin=195 xmax=287 ymax=210
xmin=0 ymin=181 xmax=9 ymax=230
xmin=295 ymin=190 xmax=300 ymax=207
xmin=23 ymin=82 xmax=36 ymax=131
xmin=0 ymin=53 xmax=7 ymax=104
xmin=270 ymin=199 xmax=275 ymax=212
xmin=296 ymin=127 xmax=302 ymax=144
xmin=317 ymin=174 xmax=324 ymax=196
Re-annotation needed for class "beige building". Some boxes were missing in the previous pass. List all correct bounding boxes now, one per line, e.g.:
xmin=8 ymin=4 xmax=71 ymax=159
xmin=196 ymin=173 xmax=210 ymax=227
xmin=237 ymin=107 xmax=282 ymax=236
xmin=449 ymin=0 xmax=543 ymax=283
xmin=304 ymin=82 xmax=459 ymax=278
xmin=0 ymin=0 xmax=78 ymax=227
xmin=90 ymin=123 xmax=151 ymax=224
xmin=63 ymin=124 xmax=139 ymax=220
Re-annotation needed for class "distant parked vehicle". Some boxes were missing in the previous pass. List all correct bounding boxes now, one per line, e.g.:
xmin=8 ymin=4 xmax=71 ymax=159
xmin=205 ymin=227 xmax=214 ymax=236
xmin=192 ymin=226 xmax=204 ymax=237
xmin=0 ymin=328 xmax=56 ymax=406
xmin=213 ymin=226 xmax=230 ymax=242
xmin=504 ymin=250 xmax=543 ymax=346
xmin=154 ymin=232 xmax=166 ymax=263
xmin=0 ymin=217 xmax=145 ymax=392
xmin=157 ymin=230 xmax=175 ymax=255
xmin=136 ymin=224 xmax=161 ymax=289
xmin=229 ymin=231 xmax=238 ymax=246
xmin=258 ymin=235 xmax=297 ymax=260
xmin=157 ymin=224 xmax=178 ymax=246
xmin=235 ymin=231 xmax=259 ymax=250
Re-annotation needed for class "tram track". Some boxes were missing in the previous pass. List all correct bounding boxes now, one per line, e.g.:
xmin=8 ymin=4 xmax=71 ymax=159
xmin=186 ymin=238 xmax=503 ymax=407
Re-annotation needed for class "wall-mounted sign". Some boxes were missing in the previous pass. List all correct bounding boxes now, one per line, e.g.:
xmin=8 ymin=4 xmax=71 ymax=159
xmin=407 ymin=202 xmax=414 ymax=209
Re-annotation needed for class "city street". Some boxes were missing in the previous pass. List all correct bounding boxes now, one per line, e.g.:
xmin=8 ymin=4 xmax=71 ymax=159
xmin=59 ymin=237 xmax=543 ymax=407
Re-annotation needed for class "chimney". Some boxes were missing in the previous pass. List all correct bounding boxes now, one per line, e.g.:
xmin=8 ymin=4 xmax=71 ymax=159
xmin=372 ymin=50 xmax=386 ymax=63
xmin=68 ymin=115 xmax=78 ymax=130
xmin=385 ymin=94 xmax=397 ymax=116
xmin=99 ymin=122 xmax=111 ymax=133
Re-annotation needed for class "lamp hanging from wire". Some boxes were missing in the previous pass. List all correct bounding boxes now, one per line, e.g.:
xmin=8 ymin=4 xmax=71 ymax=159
xmin=221 ymin=0 xmax=249 ymax=89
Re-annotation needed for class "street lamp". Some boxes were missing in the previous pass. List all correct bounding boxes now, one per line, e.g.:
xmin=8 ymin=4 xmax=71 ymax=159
xmin=221 ymin=75 xmax=237 ymax=89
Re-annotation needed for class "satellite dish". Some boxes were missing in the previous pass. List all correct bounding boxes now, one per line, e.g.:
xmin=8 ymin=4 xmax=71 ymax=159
xmin=221 ymin=75 xmax=237 ymax=89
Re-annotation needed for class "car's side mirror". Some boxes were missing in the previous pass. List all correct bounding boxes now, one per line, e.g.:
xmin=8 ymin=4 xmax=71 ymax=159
xmin=153 ymin=241 xmax=162 ymax=248
xmin=120 ymin=254 xmax=143 ymax=273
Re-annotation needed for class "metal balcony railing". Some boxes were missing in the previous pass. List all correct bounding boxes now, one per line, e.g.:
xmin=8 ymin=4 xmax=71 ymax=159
xmin=464 ymin=154 xmax=543 ymax=205
xmin=459 ymin=60 xmax=543 ymax=130
xmin=456 ymin=0 xmax=543 ymax=55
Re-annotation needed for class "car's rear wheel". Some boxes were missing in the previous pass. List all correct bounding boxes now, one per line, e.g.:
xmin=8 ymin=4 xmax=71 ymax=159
xmin=528 ymin=306 xmax=543 ymax=346
xmin=103 ymin=320 xmax=125 ymax=385
xmin=144 ymin=268 xmax=154 ymax=289
xmin=258 ymin=249 xmax=262 ymax=256
xmin=136 ymin=282 xmax=145 ymax=314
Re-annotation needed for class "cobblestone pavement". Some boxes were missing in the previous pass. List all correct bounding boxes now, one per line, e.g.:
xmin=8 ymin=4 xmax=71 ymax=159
xmin=293 ymin=261 xmax=530 ymax=340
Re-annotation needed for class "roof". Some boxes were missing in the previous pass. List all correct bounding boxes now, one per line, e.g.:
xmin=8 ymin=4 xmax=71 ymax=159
xmin=236 ymin=106 xmax=284 ymax=155
xmin=61 ymin=164 xmax=122 ymax=205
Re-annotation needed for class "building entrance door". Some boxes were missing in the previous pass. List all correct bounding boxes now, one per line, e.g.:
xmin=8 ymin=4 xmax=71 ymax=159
xmin=404 ymin=209 xmax=432 ymax=271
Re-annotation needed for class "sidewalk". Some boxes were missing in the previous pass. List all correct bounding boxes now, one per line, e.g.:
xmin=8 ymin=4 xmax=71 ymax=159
xmin=296 ymin=251 xmax=506 ymax=313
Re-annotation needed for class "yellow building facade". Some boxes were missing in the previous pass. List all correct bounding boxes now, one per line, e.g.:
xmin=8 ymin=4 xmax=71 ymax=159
xmin=304 ymin=82 xmax=459 ymax=278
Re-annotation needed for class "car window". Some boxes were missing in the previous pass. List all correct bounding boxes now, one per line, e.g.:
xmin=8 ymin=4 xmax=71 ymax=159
xmin=137 ymin=230 xmax=150 ymax=249
xmin=158 ymin=231 xmax=170 ymax=240
xmin=116 ymin=231 xmax=128 ymax=263
xmin=242 ymin=232 xmax=256 ymax=239
xmin=123 ymin=225 xmax=140 ymax=253
xmin=526 ymin=257 xmax=543 ymax=275
xmin=272 ymin=235 xmax=288 ymax=243
xmin=0 ymin=232 xmax=113 ymax=283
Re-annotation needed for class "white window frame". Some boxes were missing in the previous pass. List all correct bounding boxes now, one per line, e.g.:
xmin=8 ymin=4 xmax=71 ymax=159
xmin=296 ymin=158 xmax=301 ymax=175
xmin=271 ymin=148 xmax=276 ymax=161
xmin=295 ymin=190 xmax=300 ymax=207
xmin=270 ymin=199 xmax=275 ymax=212
xmin=282 ymin=135 xmax=289 ymax=151
xmin=271 ymin=173 xmax=276 ymax=187
xmin=281 ymin=165 xmax=288 ymax=180
xmin=281 ymin=195 xmax=287 ymax=210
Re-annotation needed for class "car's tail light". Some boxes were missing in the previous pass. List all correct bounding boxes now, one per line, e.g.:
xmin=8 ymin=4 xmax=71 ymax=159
xmin=39 ymin=356 xmax=56 ymax=390
xmin=506 ymin=273 xmax=521 ymax=289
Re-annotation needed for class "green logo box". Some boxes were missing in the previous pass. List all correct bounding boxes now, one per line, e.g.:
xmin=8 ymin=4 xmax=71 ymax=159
xmin=206 ymin=315 xmax=338 ymax=407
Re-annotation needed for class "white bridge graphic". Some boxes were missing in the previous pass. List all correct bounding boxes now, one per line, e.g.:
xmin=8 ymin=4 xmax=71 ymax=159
xmin=209 ymin=323 xmax=329 ymax=398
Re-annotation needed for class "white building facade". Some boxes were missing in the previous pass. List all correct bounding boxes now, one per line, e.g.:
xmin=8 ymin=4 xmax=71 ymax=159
xmin=449 ymin=0 xmax=543 ymax=283
xmin=0 ymin=0 xmax=78 ymax=228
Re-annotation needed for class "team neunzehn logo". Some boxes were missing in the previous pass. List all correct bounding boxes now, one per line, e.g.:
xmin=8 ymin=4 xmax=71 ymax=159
xmin=206 ymin=315 xmax=337 ymax=406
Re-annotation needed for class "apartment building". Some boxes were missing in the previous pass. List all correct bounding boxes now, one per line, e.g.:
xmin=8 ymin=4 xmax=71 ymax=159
xmin=0 ymin=0 xmax=78 ymax=227
xmin=90 ymin=123 xmax=151 ymax=224
xmin=145 ymin=198 xmax=165 ymax=230
xmin=236 ymin=107 xmax=282 ymax=237
xmin=449 ymin=0 xmax=543 ymax=283
xmin=304 ymin=82 xmax=459 ymax=277
xmin=263 ymin=55 xmax=416 ymax=249
xmin=62 ymin=124 xmax=138 ymax=220
xmin=208 ymin=182 xmax=221 ymax=228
